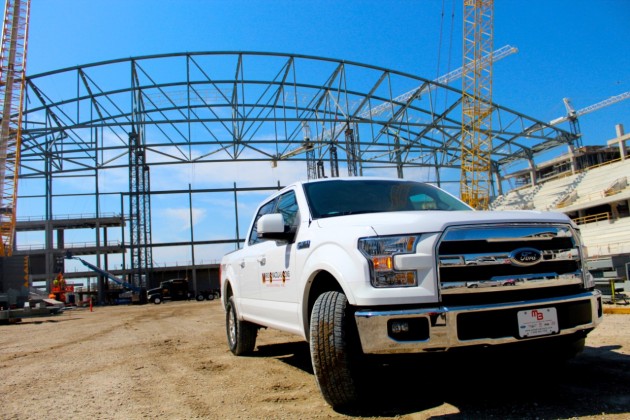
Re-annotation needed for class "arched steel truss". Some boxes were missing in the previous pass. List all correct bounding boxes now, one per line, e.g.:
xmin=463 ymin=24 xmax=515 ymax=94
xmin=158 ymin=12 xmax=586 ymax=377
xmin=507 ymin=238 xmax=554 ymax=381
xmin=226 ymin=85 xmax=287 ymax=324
xmin=21 ymin=51 xmax=573 ymax=183
xmin=17 ymin=52 xmax=576 ymax=290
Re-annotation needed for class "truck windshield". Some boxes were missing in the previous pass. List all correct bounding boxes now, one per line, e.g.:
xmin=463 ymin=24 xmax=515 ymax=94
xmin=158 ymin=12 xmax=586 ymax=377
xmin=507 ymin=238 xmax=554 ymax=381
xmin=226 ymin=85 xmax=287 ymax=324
xmin=303 ymin=179 xmax=471 ymax=219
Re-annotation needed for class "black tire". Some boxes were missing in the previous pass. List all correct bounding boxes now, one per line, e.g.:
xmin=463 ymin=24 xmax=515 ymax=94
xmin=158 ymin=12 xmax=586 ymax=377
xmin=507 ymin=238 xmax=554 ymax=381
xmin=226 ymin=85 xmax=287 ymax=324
xmin=152 ymin=296 xmax=161 ymax=304
xmin=226 ymin=297 xmax=257 ymax=355
xmin=196 ymin=293 xmax=205 ymax=301
xmin=309 ymin=291 xmax=362 ymax=409
xmin=207 ymin=293 xmax=215 ymax=301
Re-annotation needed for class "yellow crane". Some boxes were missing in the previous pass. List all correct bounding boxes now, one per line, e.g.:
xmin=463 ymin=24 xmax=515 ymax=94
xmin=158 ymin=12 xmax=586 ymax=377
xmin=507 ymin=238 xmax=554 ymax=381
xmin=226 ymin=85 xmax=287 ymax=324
xmin=0 ymin=0 xmax=30 ymax=256
xmin=460 ymin=0 xmax=494 ymax=210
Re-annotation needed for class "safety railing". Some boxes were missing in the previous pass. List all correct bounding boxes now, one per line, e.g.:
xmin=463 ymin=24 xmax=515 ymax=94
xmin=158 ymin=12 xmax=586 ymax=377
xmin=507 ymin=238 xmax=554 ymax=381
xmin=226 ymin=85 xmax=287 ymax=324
xmin=573 ymin=212 xmax=611 ymax=225
xmin=16 ymin=213 xmax=121 ymax=222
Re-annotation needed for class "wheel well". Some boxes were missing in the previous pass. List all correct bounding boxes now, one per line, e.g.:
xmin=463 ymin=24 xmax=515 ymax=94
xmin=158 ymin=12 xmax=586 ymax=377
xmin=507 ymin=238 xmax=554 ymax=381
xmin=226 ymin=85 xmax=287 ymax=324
xmin=305 ymin=271 xmax=343 ymax=335
xmin=223 ymin=281 xmax=233 ymax=303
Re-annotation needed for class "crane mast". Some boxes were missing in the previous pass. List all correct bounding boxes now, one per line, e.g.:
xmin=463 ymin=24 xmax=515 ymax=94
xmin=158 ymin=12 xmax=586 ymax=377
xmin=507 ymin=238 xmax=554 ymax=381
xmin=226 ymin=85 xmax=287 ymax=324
xmin=0 ymin=0 xmax=29 ymax=256
xmin=460 ymin=0 xmax=494 ymax=210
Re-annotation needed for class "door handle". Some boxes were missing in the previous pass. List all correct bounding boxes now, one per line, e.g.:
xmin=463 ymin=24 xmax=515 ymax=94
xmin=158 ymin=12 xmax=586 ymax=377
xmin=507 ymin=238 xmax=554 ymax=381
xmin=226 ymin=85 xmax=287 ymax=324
xmin=240 ymin=260 xmax=245 ymax=268
xmin=257 ymin=257 xmax=266 ymax=266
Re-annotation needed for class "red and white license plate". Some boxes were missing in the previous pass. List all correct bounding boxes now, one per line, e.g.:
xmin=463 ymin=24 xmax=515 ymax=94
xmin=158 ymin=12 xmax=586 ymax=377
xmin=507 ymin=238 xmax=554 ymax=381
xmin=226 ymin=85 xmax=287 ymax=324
xmin=517 ymin=307 xmax=559 ymax=338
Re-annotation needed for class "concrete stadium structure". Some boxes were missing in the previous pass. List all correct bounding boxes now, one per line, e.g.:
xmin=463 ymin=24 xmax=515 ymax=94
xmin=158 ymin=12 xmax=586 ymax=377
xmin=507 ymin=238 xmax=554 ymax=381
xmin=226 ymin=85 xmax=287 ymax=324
xmin=490 ymin=125 xmax=630 ymax=302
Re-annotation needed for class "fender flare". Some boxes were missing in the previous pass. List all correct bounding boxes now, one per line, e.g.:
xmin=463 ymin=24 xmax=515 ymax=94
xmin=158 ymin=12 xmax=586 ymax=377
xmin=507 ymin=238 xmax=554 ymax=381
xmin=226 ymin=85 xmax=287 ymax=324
xmin=298 ymin=242 xmax=368 ymax=330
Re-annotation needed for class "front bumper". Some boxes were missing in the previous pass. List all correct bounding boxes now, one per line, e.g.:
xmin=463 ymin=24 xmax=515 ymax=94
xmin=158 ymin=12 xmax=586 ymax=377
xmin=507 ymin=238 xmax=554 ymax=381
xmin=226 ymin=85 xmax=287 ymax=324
xmin=354 ymin=289 xmax=602 ymax=354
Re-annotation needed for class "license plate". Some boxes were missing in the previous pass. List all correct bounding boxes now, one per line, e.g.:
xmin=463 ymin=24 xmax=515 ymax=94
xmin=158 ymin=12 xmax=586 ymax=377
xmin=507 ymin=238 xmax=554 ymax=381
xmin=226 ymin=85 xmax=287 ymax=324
xmin=517 ymin=307 xmax=559 ymax=338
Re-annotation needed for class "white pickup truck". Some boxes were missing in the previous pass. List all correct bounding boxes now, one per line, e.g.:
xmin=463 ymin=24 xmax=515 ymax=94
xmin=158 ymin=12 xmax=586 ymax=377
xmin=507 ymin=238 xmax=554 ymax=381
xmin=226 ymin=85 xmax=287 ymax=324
xmin=220 ymin=177 xmax=602 ymax=408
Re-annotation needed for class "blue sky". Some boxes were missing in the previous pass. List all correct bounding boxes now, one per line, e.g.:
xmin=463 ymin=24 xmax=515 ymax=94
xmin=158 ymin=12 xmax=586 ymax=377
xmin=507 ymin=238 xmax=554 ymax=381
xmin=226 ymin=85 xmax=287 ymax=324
xmin=27 ymin=0 xmax=630 ymax=145
xmin=20 ymin=0 xmax=630 ymax=274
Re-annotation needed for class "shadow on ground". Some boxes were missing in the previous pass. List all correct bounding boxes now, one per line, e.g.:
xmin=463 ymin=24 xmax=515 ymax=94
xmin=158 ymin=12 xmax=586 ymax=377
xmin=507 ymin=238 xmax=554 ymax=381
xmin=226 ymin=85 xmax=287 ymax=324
xmin=253 ymin=341 xmax=630 ymax=418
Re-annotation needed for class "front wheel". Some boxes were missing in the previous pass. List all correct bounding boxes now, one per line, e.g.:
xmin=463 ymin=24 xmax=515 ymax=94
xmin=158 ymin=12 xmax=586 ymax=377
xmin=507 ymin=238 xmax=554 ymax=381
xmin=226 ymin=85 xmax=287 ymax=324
xmin=310 ymin=291 xmax=362 ymax=409
xmin=196 ymin=293 xmax=205 ymax=301
xmin=225 ymin=297 xmax=257 ymax=355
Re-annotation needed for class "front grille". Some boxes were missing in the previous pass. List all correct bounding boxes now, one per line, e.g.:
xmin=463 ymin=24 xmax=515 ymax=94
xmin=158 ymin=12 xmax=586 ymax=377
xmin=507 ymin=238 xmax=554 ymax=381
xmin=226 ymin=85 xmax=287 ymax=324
xmin=437 ymin=223 xmax=585 ymax=305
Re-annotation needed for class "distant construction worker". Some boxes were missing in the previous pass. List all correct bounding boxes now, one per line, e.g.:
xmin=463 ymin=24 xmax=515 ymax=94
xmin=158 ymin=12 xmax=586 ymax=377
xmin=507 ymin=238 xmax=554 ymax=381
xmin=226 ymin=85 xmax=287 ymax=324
xmin=56 ymin=273 xmax=66 ymax=288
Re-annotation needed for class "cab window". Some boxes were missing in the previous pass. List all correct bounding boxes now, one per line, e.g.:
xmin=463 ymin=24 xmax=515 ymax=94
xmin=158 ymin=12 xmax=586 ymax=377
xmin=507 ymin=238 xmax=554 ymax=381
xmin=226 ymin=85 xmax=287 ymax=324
xmin=248 ymin=190 xmax=300 ymax=245
xmin=276 ymin=191 xmax=299 ymax=232
xmin=248 ymin=200 xmax=276 ymax=245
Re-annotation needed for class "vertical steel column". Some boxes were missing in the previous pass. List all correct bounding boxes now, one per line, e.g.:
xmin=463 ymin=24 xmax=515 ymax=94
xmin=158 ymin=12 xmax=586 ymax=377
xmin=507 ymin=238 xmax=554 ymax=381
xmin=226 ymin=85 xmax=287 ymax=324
xmin=143 ymin=162 xmax=153 ymax=281
xmin=128 ymin=131 xmax=151 ymax=289
xmin=188 ymin=184 xmax=197 ymax=293
xmin=233 ymin=182 xmax=240 ymax=250
xmin=302 ymin=122 xmax=317 ymax=180
xmin=120 ymin=193 xmax=126 ymax=273
xmin=44 ymin=148 xmax=52 ymax=292
xmin=329 ymin=144 xmax=339 ymax=178
xmin=128 ymin=60 xmax=152 ymax=289
xmin=317 ymin=160 xmax=326 ymax=178
xmin=394 ymin=132 xmax=404 ymax=179
xmin=345 ymin=126 xmax=359 ymax=177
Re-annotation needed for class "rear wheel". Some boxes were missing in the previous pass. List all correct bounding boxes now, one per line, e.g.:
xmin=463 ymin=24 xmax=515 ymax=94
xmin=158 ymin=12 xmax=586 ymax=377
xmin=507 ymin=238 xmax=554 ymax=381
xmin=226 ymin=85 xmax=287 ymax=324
xmin=309 ymin=291 xmax=362 ymax=409
xmin=226 ymin=297 xmax=257 ymax=355
xmin=196 ymin=293 xmax=205 ymax=301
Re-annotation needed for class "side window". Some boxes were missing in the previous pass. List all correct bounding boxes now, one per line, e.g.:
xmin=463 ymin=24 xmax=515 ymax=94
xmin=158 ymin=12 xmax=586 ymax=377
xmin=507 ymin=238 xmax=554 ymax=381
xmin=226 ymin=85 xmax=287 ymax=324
xmin=248 ymin=200 xmax=276 ymax=245
xmin=276 ymin=191 xmax=300 ymax=232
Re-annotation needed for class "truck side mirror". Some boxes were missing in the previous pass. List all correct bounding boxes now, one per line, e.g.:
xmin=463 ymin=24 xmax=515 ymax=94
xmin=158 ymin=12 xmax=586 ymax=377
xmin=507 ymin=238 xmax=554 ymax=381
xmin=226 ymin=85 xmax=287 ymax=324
xmin=257 ymin=213 xmax=295 ymax=242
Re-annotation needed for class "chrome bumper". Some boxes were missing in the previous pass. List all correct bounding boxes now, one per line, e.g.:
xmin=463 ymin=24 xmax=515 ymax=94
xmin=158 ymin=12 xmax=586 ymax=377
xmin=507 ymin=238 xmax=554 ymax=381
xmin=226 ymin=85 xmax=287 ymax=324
xmin=354 ymin=290 xmax=602 ymax=354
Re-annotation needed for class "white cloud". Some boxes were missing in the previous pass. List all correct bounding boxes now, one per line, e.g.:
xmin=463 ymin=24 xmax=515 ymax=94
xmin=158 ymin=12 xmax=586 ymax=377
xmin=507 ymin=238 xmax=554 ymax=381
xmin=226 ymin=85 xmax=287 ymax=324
xmin=160 ymin=207 xmax=206 ymax=231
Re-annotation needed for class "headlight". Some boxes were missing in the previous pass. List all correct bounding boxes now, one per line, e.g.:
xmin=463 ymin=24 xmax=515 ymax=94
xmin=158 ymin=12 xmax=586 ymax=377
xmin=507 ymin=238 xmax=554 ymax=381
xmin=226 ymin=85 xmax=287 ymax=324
xmin=358 ymin=235 xmax=419 ymax=287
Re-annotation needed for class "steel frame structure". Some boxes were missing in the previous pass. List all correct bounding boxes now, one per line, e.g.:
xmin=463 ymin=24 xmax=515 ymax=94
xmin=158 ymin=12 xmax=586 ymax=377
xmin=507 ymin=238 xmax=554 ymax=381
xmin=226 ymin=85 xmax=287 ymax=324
xmin=16 ymin=52 xmax=576 ymax=285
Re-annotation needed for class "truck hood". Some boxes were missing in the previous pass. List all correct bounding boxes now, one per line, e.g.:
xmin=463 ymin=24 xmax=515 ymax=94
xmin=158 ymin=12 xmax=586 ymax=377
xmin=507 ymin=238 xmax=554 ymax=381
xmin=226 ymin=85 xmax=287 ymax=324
xmin=315 ymin=210 xmax=571 ymax=236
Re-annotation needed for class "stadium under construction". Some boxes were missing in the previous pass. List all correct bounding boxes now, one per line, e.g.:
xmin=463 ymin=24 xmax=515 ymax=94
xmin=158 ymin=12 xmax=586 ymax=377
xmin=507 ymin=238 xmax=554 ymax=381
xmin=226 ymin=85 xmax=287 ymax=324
xmin=0 ymin=2 xmax=628 ymax=312
xmin=0 ymin=51 xmax=624 ymax=308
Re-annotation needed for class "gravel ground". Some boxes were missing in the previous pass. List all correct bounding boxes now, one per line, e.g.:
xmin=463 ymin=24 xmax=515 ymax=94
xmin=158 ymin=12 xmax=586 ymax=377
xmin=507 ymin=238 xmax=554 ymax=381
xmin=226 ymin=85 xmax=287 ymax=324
xmin=1 ymin=300 xmax=629 ymax=419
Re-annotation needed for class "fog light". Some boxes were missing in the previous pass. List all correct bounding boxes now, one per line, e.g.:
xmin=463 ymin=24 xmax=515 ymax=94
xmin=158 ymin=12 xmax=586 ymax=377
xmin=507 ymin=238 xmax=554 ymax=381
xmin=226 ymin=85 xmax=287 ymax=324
xmin=387 ymin=318 xmax=431 ymax=341
xmin=391 ymin=321 xmax=409 ymax=334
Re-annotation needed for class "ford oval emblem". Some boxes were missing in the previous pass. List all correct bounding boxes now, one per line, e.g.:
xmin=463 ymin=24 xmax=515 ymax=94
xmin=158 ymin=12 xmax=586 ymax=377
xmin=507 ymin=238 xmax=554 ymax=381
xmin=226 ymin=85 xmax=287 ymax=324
xmin=509 ymin=247 xmax=543 ymax=266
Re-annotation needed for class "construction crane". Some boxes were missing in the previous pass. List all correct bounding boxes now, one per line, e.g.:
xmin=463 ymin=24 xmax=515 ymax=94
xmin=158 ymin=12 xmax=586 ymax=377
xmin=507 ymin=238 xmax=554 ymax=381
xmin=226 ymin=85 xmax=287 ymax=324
xmin=549 ymin=92 xmax=630 ymax=140
xmin=0 ymin=0 xmax=30 ymax=257
xmin=363 ymin=44 xmax=516 ymax=122
xmin=460 ymin=0 xmax=494 ymax=210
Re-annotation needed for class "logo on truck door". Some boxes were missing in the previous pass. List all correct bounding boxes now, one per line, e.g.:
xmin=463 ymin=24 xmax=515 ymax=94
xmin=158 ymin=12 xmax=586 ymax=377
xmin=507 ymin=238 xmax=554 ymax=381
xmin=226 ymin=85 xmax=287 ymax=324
xmin=262 ymin=271 xmax=291 ymax=286
xmin=509 ymin=248 xmax=543 ymax=266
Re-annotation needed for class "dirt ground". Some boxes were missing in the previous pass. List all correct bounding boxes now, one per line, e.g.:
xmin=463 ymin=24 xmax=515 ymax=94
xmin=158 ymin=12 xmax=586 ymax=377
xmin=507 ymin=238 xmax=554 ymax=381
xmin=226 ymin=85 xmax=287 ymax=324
xmin=1 ymin=300 xmax=629 ymax=420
